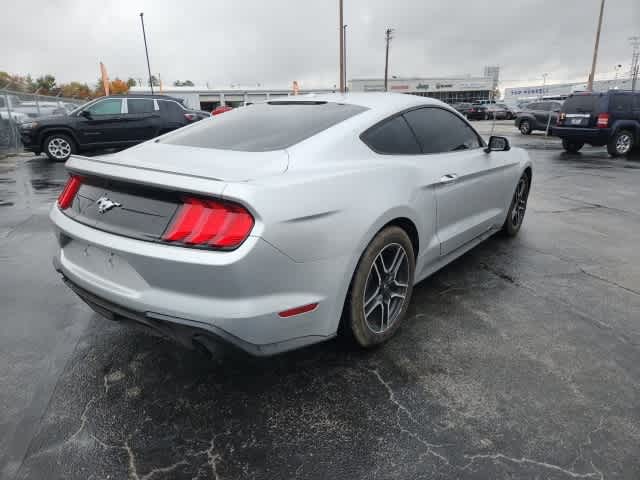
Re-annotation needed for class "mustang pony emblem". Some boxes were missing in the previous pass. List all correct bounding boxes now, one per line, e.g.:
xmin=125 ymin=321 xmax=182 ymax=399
xmin=96 ymin=196 xmax=122 ymax=214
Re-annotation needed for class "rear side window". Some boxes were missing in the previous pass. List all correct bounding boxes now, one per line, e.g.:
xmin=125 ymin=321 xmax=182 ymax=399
xmin=162 ymin=102 xmax=367 ymax=151
xmin=159 ymin=101 xmax=185 ymax=117
xmin=361 ymin=115 xmax=421 ymax=154
xmin=527 ymin=103 xmax=541 ymax=110
xmin=403 ymin=107 xmax=481 ymax=154
xmin=127 ymin=99 xmax=154 ymax=114
xmin=609 ymin=95 xmax=631 ymax=114
xmin=563 ymin=95 xmax=599 ymax=113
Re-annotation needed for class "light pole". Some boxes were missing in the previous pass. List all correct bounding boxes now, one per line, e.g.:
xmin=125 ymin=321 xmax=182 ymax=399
xmin=140 ymin=12 xmax=154 ymax=94
xmin=541 ymin=72 xmax=549 ymax=98
xmin=587 ymin=0 xmax=606 ymax=91
xmin=339 ymin=0 xmax=344 ymax=93
xmin=384 ymin=28 xmax=394 ymax=92
xmin=343 ymin=25 xmax=348 ymax=91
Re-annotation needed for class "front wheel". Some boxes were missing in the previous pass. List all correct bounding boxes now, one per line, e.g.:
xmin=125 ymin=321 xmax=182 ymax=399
xmin=502 ymin=171 xmax=531 ymax=237
xmin=562 ymin=138 xmax=584 ymax=153
xmin=519 ymin=120 xmax=532 ymax=135
xmin=345 ymin=226 xmax=415 ymax=348
xmin=44 ymin=134 xmax=76 ymax=162
xmin=607 ymin=130 xmax=634 ymax=157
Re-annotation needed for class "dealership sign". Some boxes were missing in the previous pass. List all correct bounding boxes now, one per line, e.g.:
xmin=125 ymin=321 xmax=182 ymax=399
xmin=352 ymin=77 xmax=493 ymax=93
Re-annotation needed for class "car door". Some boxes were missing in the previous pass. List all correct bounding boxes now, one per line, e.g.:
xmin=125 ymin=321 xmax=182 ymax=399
xmin=403 ymin=107 xmax=509 ymax=256
xmin=533 ymin=102 xmax=551 ymax=128
xmin=124 ymin=98 xmax=162 ymax=142
xmin=76 ymin=98 xmax=126 ymax=146
xmin=158 ymin=100 xmax=188 ymax=132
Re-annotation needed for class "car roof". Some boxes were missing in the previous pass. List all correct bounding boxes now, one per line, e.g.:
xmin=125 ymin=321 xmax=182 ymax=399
xmin=270 ymin=92 xmax=447 ymax=112
xmin=106 ymin=94 xmax=184 ymax=101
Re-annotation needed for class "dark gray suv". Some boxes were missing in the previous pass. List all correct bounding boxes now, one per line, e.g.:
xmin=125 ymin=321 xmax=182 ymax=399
xmin=515 ymin=100 xmax=564 ymax=135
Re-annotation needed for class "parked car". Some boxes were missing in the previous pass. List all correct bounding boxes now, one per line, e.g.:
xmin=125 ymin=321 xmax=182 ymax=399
xmin=466 ymin=104 xmax=490 ymax=120
xmin=50 ymin=93 xmax=532 ymax=356
xmin=495 ymin=103 xmax=516 ymax=120
xmin=451 ymin=102 xmax=473 ymax=117
xmin=212 ymin=105 xmax=233 ymax=115
xmin=0 ymin=95 xmax=29 ymax=123
xmin=19 ymin=94 xmax=211 ymax=161
xmin=515 ymin=100 xmax=563 ymax=134
xmin=553 ymin=90 xmax=640 ymax=156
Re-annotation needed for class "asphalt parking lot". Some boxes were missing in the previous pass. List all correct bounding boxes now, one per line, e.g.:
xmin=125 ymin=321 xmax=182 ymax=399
xmin=1 ymin=121 xmax=639 ymax=479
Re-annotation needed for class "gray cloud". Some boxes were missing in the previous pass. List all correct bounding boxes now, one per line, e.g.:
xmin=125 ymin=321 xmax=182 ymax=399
xmin=1 ymin=0 xmax=638 ymax=89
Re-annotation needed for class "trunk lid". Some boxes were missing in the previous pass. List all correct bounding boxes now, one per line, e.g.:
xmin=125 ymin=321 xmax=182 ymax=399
xmin=107 ymin=142 xmax=288 ymax=182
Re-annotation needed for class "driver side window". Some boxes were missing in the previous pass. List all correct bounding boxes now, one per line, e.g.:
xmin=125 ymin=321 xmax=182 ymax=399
xmin=85 ymin=99 xmax=122 ymax=116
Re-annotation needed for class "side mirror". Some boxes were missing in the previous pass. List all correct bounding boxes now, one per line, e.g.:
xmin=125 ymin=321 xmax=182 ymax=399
xmin=485 ymin=136 xmax=510 ymax=153
xmin=80 ymin=110 xmax=92 ymax=119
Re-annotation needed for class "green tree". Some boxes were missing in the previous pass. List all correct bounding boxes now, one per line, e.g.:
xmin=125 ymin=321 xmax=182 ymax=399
xmin=126 ymin=77 xmax=137 ymax=88
xmin=34 ymin=74 xmax=56 ymax=94
xmin=149 ymin=75 xmax=160 ymax=87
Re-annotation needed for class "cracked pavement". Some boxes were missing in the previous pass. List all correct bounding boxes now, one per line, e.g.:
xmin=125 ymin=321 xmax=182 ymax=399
xmin=1 ymin=125 xmax=639 ymax=479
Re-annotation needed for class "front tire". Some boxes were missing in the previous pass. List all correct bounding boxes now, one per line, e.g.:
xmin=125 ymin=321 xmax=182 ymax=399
xmin=519 ymin=119 xmax=532 ymax=135
xmin=562 ymin=138 xmax=584 ymax=153
xmin=607 ymin=130 xmax=634 ymax=157
xmin=346 ymin=226 xmax=415 ymax=348
xmin=44 ymin=134 xmax=75 ymax=162
xmin=502 ymin=171 xmax=531 ymax=237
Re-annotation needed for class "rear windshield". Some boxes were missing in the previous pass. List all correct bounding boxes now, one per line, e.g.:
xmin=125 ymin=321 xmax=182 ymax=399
xmin=563 ymin=95 xmax=600 ymax=113
xmin=161 ymin=101 xmax=368 ymax=152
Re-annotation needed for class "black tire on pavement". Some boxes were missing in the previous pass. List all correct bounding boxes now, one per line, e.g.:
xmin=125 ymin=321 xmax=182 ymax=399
xmin=43 ymin=134 xmax=76 ymax=162
xmin=502 ymin=170 xmax=531 ymax=237
xmin=607 ymin=130 xmax=634 ymax=157
xmin=562 ymin=139 xmax=584 ymax=154
xmin=519 ymin=119 xmax=532 ymax=135
xmin=345 ymin=226 xmax=415 ymax=348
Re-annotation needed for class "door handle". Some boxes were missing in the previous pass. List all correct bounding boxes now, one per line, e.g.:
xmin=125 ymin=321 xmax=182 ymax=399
xmin=439 ymin=174 xmax=458 ymax=184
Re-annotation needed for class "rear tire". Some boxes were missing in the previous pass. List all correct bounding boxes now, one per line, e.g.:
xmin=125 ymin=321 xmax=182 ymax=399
xmin=502 ymin=171 xmax=531 ymax=237
xmin=345 ymin=226 xmax=415 ymax=348
xmin=562 ymin=138 xmax=584 ymax=153
xmin=44 ymin=134 xmax=76 ymax=162
xmin=607 ymin=130 xmax=634 ymax=157
xmin=519 ymin=119 xmax=532 ymax=135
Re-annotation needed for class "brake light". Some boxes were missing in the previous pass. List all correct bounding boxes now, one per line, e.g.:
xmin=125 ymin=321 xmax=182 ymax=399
xmin=557 ymin=112 xmax=566 ymax=125
xmin=184 ymin=113 xmax=198 ymax=121
xmin=162 ymin=197 xmax=254 ymax=249
xmin=596 ymin=113 xmax=610 ymax=128
xmin=57 ymin=175 xmax=83 ymax=210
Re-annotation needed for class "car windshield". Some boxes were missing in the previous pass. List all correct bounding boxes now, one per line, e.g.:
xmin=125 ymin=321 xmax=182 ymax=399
xmin=161 ymin=101 xmax=368 ymax=151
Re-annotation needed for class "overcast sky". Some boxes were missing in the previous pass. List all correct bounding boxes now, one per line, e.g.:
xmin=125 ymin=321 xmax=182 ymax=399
xmin=1 ymin=0 xmax=638 ymax=89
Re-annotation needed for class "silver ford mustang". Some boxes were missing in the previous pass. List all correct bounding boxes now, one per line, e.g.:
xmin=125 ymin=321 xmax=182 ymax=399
xmin=51 ymin=93 xmax=532 ymax=356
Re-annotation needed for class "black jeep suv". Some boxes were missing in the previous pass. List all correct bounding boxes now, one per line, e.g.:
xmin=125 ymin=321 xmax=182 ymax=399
xmin=553 ymin=90 xmax=640 ymax=157
xmin=19 ymin=94 xmax=210 ymax=161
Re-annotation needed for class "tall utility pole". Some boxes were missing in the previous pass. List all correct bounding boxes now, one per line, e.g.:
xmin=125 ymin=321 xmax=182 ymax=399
xmin=630 ymin=36 xmax=640 ymax=92
xmin=384 ymin=28 xmax=394 ymax=92
xmin=140 ymin=12 xmax=154 ymax=94
xmin=343 ymin=25 xmax=348 ymax=91
xmin=587 ymin=0 xmax=606 ymax=91
xmin=339 ymin=0 xmax=344 ymax=93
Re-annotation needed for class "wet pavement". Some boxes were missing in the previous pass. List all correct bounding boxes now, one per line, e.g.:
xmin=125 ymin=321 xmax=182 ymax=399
xmin=1 ymin=129 xmax=639 ymax=479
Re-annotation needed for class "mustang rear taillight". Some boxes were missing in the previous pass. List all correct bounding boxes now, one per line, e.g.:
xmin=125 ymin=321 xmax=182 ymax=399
xmin=162 ymin=197 xmax=254 ymax=249
xmin=596 ymin=113 xmax=610 ymax=128
xmin=57 ymin=175 xmax=83 ymax=210
xmin=557 ymin=112 xmax=566 ymax=125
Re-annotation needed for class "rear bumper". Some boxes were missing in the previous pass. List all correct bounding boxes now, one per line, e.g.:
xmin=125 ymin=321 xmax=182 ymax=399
xmin=552 ymin=126 xmax=610 ymax=145
xmin=50 ymin=205 xmax=350 ymax=356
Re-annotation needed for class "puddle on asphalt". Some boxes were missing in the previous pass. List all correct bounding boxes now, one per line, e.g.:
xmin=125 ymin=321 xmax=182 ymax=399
xmin=30 ymin=179 xmax=64 ymax=191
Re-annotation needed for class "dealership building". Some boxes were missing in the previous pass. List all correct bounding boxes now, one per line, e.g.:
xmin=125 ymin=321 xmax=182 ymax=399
xmin=503 ymin=77 xmax=634 ymax=105
xmin=348 ymin=76 xmax=495 ymax=104
xmin=129 ymin=85 xmax=336 ymax=111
